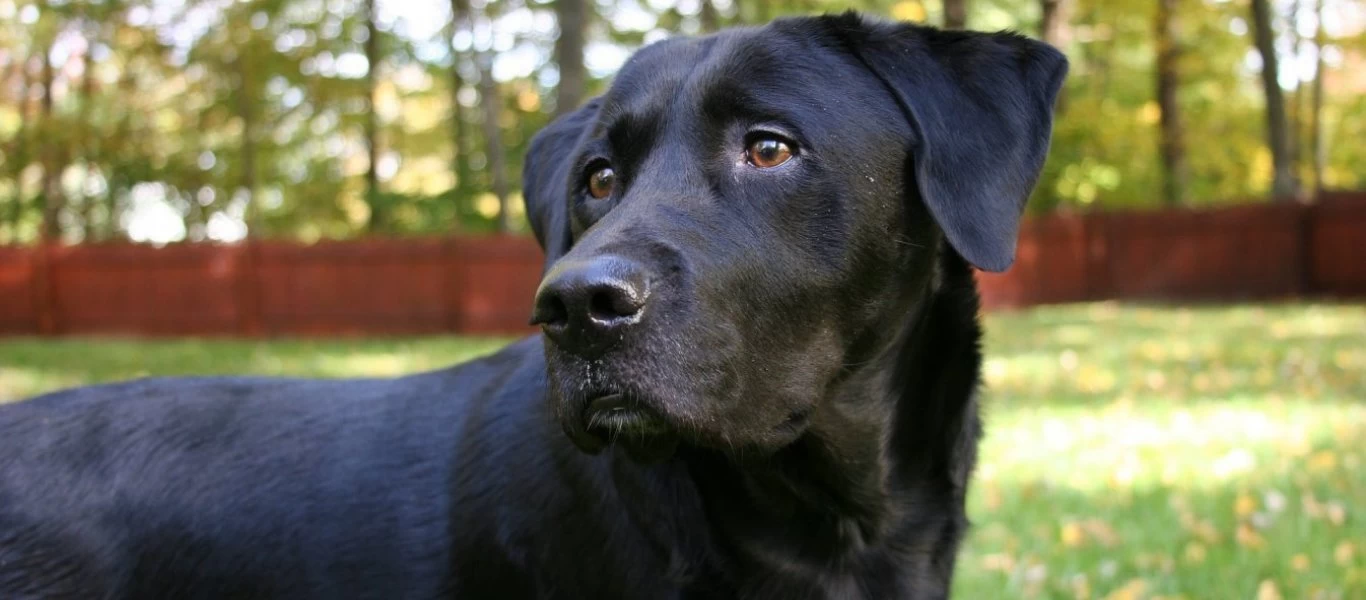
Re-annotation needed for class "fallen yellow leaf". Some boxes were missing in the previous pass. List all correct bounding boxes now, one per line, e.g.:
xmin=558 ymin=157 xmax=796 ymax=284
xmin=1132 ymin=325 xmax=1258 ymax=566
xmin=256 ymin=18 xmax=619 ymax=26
xmin=1291 ymin=553 xmax=1311 ymax=571
xmin=1308 ymin=450 xmax=1338 ymax=472
xmin=1104 ymin=578 xmax=1147 ymax=600
xmin=1337 ymin=542 xmax=1356 ymax=566
xmin=1326 ymin=501 xmax=1347 ymax=526
xmin=1083 ymin=520 xmax=1121 ymax=547
xmin=981 ymin=553 xmax=1015 ymax=572
xmin=1236 ymin=523 xmax=1267 ymax=549
xmin=1061 ymin=522 xmax=1085 ymax=547
xmin=1256 ymin=579 xmax=1281 ymax=600
xmin=1184 ymin=542 xmax=1207 ymax=564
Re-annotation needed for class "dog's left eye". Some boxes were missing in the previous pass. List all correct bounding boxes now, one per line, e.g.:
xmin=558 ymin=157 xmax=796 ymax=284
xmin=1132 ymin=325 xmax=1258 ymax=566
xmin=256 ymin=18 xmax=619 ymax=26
xmin=587 ymin=166 xmax=616 ymax=199
xmin=746 ymin=137 xmax=794 ymax=168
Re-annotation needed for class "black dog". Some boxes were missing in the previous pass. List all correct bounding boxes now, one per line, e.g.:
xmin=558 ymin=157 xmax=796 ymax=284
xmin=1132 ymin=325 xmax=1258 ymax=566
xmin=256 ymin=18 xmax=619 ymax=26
xmin=0 ymin=13 xmax=1064 ymax=599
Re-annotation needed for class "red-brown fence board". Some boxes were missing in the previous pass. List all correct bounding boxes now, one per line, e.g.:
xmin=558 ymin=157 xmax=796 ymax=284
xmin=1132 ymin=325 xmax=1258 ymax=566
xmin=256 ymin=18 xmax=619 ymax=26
xmin=1308 ymin=192 xmax=1366 ymax=297
xmin=0 ymin=247 xmax=39 ymax=334
xmin=253 ymin=238 xmax=457 ymax=336
xmin=449 ymin=237 xmax=544 ymax=335
xmin=0 ymin=193 xmax=1363 ymax=337
xmin=45 ymin=243 xmax=246 ymax=336
xmin=1099 ymin=202 xmax=1307 ymax=301
xmin=977 ymin=214 xmax=1092 ymax=308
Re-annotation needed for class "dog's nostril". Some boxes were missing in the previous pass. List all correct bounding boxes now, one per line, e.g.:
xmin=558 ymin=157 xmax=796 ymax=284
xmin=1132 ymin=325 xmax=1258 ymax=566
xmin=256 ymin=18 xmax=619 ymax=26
xmin=544 ymin=295 xmax=569 ymax=326
xmin=530 ymin=289 xmax=569 ymax=328
xmin=588 ymin=285 xmax=643 ymax=322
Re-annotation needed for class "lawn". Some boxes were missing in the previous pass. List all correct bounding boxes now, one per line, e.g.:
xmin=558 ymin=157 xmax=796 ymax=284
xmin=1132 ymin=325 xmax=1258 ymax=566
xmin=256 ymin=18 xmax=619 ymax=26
xmin=1 ymin=303 xmax=1362 ymax=599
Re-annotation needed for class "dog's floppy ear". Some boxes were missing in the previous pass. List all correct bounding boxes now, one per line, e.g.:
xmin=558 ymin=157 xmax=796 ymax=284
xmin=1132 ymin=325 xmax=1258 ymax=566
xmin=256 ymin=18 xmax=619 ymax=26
xmin=522 ymin=97 xmax=602 ymax=270
xmin=833 ymin=15 xmax=1067 ymax=272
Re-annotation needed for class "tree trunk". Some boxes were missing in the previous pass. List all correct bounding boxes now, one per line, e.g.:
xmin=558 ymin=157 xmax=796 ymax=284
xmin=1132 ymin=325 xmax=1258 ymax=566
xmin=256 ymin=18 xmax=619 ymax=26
xmin=1309 ymin=0 xmax=1326 ymax=196
xmin=1155 ymin=0 xmax=1187 ymax=207
xmin=1250 ymin=0 xmax=1296 ymax=199
xmin=104 ymin=68 xmax=137 ymax=241
xmin=78 ymin=33 xmax=98 ymax=239
xmin=700 ymin=0 xmax=720 ymax=32
xmin=363 ymin=0 xmax=384 ymax=230
xmin=1039 ymin=0 xmax=1071 ymax=111
xmin=39 ymin=39 xmax=65 ymax=242
xmin=5 ymin=56 xmax=32 ymax=239
xmin=1287 ymin=0 xmax=1303 ymax=192
xmin=477 ymin=53 xmax=511 ymax=233
xmin=236 ymin=58 xmax=258 ymax=237
xmin=553 ymin=0 xmax=588 ymax=117
xmin=448 ymin=0 xmax=474 ymax=222
xmin=942 ymin=0 xmax=967 ymax=29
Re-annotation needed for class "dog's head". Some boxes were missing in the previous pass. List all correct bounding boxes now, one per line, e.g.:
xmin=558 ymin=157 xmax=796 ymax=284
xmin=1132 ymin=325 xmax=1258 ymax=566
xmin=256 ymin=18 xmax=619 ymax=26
xmin=524 ymin=13 xmax=1065 ymax=461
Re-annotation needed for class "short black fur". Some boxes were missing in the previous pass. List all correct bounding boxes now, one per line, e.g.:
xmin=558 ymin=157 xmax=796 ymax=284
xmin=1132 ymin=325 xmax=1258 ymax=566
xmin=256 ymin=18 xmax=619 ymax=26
xmin=1 ymin=13 xmax=1065 ymax=599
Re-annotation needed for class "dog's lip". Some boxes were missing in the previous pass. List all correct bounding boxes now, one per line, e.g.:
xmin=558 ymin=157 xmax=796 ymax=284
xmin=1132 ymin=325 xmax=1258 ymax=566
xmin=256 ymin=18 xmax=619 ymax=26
xmin=579 ymin=392 xmax=679 ymax=464
xmin=586 ymin=392 xmax=629 ymax=413
xmin=581 ymin=392 xmax=672 ymax=436
xmin=582 ymin=392 xmax=660 ymax=430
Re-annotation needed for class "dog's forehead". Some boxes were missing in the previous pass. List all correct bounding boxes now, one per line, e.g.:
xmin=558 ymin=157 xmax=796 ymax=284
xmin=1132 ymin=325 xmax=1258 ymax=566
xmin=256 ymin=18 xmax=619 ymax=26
xmin=599 ymin=23 xmax=842 ymax=124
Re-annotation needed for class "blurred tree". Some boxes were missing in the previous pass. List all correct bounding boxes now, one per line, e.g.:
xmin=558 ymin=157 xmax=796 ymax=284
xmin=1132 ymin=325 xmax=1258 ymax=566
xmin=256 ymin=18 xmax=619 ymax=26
xmin=1309 ymin=0 xmax=1326 ymax=195
xmin=38 ymin=30 xmax=63 ymax=240
xmin=0 ymin=0 xmax=1363 ymax=245
xmin=1155 ymin=0 xmax=1187 ymax=206
xmin=942 ymin=0 xmax=966 ymax=28
xmin=447 ymin=0 xmax=474 ymax=222
xmin=363 ymin=0 xmax=384 ymax=230
xmin=553 ymin=0 xmax=587 ymax=116
xmin=700 ymin=0 xmax=721 ymax=32
xmin=476 ymin=42 xmax=510 ymax=233
xmin=1250 ymin=0 xmax=1296 ymax=199
xmin=1039 ymin=0 xmax=1072 ymax=90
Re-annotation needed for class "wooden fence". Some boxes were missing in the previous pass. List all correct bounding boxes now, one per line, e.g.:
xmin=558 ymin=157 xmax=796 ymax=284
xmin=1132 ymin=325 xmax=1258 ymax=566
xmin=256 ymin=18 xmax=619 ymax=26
xmin=1 ymin=192 xmax=1363 ymax=337
xmin=0 ymin=237 xmax=544 ymax=337
xmin=976 ymin=190 xmax=1366 ymax=308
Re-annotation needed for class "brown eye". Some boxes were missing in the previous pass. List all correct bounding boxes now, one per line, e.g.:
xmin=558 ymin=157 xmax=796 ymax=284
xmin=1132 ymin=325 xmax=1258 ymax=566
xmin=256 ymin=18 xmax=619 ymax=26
xmin=588 ymin=167 xmax=616 ymax=199
xmin=747 ymin=137 xmax=793 ymax=168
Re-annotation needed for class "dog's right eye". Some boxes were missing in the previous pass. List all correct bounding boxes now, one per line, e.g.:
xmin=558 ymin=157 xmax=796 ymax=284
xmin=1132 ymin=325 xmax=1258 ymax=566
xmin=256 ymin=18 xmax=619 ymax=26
xmin=746 ymin=137 xmax=794 ymax=169
xmin=587 ymin=166 xmax=616 ymax=199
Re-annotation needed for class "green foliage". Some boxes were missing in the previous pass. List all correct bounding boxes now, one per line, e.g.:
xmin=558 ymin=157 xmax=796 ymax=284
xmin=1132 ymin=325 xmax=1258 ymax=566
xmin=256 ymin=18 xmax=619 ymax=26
xmin=0 ymin=0 xmax=1362 ymax=242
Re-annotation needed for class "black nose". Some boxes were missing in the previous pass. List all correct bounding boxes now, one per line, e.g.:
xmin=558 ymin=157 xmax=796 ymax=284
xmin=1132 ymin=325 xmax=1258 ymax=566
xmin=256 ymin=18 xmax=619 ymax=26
xmin=531 ymin=255 xmax=651 ymax=356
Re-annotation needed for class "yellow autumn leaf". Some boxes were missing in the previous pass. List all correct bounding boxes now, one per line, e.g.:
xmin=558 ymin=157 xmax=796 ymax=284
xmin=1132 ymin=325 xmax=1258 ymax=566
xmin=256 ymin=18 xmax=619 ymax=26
xmin=1103 ymin=578 xmax=1147 ymax=600
xmin=1084 ymin=519 xmax=1121 ymax=547
xmin=1291 ymin=554 xmax=1311 ymax=571
xmin=1308 ymin=450 xmax=1338 ymax=472
xmin=1236 ymin=523 xmax=1266 ymax=549
xmin=889 ymin=1 xmax=926 ymax=22
xmin=1326 ymin=501 xmax=1347 ymax=526
xmin=1256 ymin=579 xmax=1281 ymax=600
xmin=1061 ymin=522 xmax=1085 ymax=547
xmin=1190 ymin=519 xmax=1221 ymax=544
xmin=1337 ymin=542 xmax=1356 ymax=566
xmin=981 ymin=553 xmax=1015 ymax=572
xmin=1069 ymin=574 xmax=1092 ymax=600
xmin=1183 ymin=542 xmax=1207 ymax=564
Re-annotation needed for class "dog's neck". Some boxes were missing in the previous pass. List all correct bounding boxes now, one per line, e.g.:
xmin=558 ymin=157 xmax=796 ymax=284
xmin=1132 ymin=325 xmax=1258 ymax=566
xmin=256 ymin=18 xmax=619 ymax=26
xmin=648 ymin=248 xmax=985 ymax=581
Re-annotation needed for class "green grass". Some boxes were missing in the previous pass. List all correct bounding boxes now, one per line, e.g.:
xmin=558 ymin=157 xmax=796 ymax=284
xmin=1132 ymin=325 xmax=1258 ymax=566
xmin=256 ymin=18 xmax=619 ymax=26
xmin=1 ymin=303 xmax=1363 ymax=599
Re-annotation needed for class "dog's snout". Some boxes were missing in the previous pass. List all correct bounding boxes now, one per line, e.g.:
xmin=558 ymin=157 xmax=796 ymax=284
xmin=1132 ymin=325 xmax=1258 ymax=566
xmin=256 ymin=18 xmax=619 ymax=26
xmin=532 ymin=255 xmax=651 ymax=355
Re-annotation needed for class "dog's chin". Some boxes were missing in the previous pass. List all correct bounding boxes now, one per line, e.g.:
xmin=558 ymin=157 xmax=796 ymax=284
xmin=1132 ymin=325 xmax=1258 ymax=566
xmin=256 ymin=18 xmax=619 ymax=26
xmin=558 ymin=392 xmax=681 ymax=464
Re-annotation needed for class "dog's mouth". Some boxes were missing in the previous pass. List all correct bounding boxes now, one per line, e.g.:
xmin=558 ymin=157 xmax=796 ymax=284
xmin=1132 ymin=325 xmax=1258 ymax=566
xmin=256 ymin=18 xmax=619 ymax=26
xmin=574 ymin=392 xmax=680 ymax=463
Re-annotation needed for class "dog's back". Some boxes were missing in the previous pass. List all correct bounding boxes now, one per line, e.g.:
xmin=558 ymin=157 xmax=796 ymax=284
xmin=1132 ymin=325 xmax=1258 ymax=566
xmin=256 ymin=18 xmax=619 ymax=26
xmin=0 ymin=341 xmax=517 ymax=598
xmin=0 ymin=338 xmax=702 ymax=599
